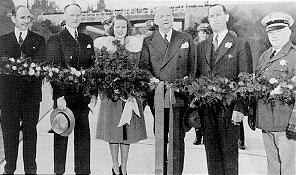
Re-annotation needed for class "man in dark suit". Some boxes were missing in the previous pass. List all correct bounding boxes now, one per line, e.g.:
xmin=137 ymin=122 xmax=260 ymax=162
xmin=196 ymin=4 xmax=252 ymax=175
xmin=139 ymin=6 xmax=195 ymax=175
xmin=0 ymin=5 xmax=46 ymax=174
xmin=46 ymin=4 xmax=95 ymax=175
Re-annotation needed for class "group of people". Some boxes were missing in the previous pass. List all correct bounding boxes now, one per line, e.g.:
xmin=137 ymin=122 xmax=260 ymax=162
xmin=0 ymin=2 xmax=295 ymax=175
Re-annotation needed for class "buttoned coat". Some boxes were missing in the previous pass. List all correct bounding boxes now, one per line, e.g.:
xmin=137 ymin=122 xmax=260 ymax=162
xmin=0 ymin=30 xmax=46 ymax=105
xmin=139 ymin=29 xmax=195 ymax=107
xmin=46 ymin=28 xmax=95 ymax=103
xmin=255 ymin=41 xmax=296 ymax=131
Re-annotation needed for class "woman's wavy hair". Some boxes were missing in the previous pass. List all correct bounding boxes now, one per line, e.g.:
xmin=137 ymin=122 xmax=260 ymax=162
xmin=107 ymin=14 xmax=132 ymax=37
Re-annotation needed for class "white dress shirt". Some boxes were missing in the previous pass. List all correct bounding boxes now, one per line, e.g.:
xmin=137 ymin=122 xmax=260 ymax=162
xmin=14 ymin=27 xmax=28 ymax=43
xmin=213 ymin=29 xmax=228 ymax=47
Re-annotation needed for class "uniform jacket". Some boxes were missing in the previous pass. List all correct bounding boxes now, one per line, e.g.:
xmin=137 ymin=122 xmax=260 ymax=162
xmin=46 ymin=28 xmax=95 ymax=104
xmin=255 ymin=41 xmax=296 ymax=131
xmin=0 ymin=30 xmax=46 ymax=105
xmin=196 ymin=31 xmax=253 ymax=113
xmin=139 ymin=29 xmax=195 ymax=107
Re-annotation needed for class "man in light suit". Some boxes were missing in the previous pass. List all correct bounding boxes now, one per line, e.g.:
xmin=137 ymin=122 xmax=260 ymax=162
xmin=256 ymin=12 xmax=296 ymax=175
xmin=46 ymin=3 xmax=95 ymax=175
xmin=0 ymin=5 xmax=46 ymax=174
xmin=139 ymin=6 xmax=195 ymax=174
xmin=195 ymin=4 xmax=253 ymax=175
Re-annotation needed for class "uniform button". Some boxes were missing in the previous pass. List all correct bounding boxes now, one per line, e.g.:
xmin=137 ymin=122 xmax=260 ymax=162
xmin=266 ymin=68 xmax=268 ymax=71
xmin=280 ymin=69 xmax=283 ymax=71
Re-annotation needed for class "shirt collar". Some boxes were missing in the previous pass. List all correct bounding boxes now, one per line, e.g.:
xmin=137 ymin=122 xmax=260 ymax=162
xmin=213 ymin=29 xmax=228 ymax=46
xmin=66 ymin=26 xmax=78 ymax=40
xmin=160 ymin=28 xmax=173 ymax=42
xmin=14 ymin=27 xmax=28 ymax=42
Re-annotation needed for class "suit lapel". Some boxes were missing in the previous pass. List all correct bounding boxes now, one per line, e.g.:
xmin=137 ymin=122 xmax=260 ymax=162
xmin=269 ymin=41 xmax=291 ymax=63
xmin=150 ymin=31 xmax=167 ymax=57
xmin=215 ymin=32 xmax=236 ymax=64
xmin=60 ymin=28 xmax=78 ymax=48
xmin=161 ymin=30 xmax=184 ymax=68
xmin=205 ymin=35 xmax=213 ymax=68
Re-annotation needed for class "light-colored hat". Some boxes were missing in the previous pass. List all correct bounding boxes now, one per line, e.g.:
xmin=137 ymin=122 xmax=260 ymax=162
xmin=50 ymin=107 xmax=75 ymax=137
xmin=261 ymin=12 xmax=294 ymax=32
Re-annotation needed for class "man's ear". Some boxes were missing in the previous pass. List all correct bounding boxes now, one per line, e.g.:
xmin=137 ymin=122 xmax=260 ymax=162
xmin=11 ymin=16 xmax=16 ymax=24
xmin=225 ymin=13 xmax=229 ymax=23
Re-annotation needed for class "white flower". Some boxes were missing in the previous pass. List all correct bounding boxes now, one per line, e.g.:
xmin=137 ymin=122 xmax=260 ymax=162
xmin=74 ymin=71 xmax=81 ymax=77
xmin=49 ymin=71 xmax=53 ymax=77
xmin=70 ymin=67 xmax=77 ymax=74
xmin=16 ymin=59 xmax=21 ymax=63
xmin=270 ymin=85 xmax=283 ymax=95
xmin=9 ymin=58 xmax=15 ymax=62
xmin=36 ymin=66 xmax=41 ymax=71
xmin=81 ymin=70 xmax=86 ymax=75
xmin=30 ymin=63 xmax=36 ymax=67
xmin=52 ymin=68 xmax=59 ymax=73
xmin=269 ymin=78 xmax=278 ymax=84
xmin=287 ymin=84 xmax=293 ymax=89
xmin=28 ymin=68 xmax=35 ymax=75
xmin=12 ymin=66 xmax=17 ymax=70
xmin=279 ymin=59 xmax=288 ymax=66
xmin=23 ymin=63 xmax=28 ymax=68
xmin=292 ymin=76 xmax=296 ymax=83
xmin=225 ymin=42 xmax=232 ymax=48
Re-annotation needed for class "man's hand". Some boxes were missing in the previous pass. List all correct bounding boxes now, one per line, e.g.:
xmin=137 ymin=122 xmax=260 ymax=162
xmin=231 ymin=111 xmax=244 ymax=125
xmin=148 ymin=77 xmax=160 ymax=90
xmin=88 ymin=95 xmax=97 ymax=113
xmin=286 ymin=124 xmax=296 ymax=141
xmin=57 ymin=96 xmax=66 ymax=110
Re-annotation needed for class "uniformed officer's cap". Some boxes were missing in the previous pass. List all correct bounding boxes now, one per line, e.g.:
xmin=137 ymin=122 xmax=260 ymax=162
xmin=261 ymin=12 xmax=294 ymax=32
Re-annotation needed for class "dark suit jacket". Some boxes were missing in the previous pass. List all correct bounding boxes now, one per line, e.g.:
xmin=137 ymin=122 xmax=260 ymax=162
xmin=139 ymin=30 xmax=195 ymax=107
xmin=0 ymin=30 xmax=46 ymax=105
xmin=196 ymin=31 xmax=253 ymax=113
xmin=46 ymin=28 xmax=95 ymax=104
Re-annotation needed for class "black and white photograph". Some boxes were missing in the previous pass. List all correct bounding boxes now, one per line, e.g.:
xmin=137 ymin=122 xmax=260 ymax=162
xmin=0 ymin=0 xmax=296 ymax=174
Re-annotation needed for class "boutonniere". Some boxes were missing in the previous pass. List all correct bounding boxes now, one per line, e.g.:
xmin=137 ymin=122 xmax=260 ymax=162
xmin=87 ymin=44 xmax=92 ymax=48
xmin=228 ymin=54 xmax=233 ymax=58
xmin=225 ymin=42 xmax=232 ymax=48
xmin=279 ymin=59 xmax=288 ymax=66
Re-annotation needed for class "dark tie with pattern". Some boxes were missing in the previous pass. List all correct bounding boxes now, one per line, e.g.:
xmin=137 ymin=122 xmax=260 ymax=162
xmin=213 ymin=34 xmax=218 ymax=51
xmin=75 ymin=30 xmax=78 ymax=43
xmin=270 ymin=50 xmax=276 ymax=59
xmin=164 ymin=34 xmax=169 ymax=47
xmin=19 ymin=32 xmax=23 ymax=46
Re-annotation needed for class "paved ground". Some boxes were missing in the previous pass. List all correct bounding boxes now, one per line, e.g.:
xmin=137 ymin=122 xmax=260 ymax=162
xmin=1 ymin=82 xmax=294 ymax=174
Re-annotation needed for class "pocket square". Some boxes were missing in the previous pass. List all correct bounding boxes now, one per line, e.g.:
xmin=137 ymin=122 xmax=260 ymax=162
xmin=228 ymin=54 xmax=233 ymax=58
xmin=181 ymin=42 xmax=189 ymax=49
xmin=87 ymin=44 xmax=92 ymax=48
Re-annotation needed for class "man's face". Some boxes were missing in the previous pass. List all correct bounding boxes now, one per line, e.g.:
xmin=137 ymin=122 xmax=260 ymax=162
xmin=154 ymin=8 xmax=174 ymax=30
xmin=113 ymin=19 xmax=127 ymax=39
xmin=64 ymin=5 xmax=81 ymax=29
xmin=268 ymin=27 xmax=291 ymax=48
xmin=11 ymin=7 xmax=32 ymax=31
xmin=208 ymin=5 xmax=229 ymax=33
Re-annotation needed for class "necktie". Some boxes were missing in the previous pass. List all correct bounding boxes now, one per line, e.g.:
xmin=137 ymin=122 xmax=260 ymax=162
xmin=75 ymin=30 xmax=78 ymax=43
xmin=270 ymin=50 xmax=276 ymax=59
xmin=164 ymin=34 xmax=169 ymax=47
xmin=213 ymin=34 xmax=219 ymax=51
xmin=19 ymin=32 xmax=23 ymax=46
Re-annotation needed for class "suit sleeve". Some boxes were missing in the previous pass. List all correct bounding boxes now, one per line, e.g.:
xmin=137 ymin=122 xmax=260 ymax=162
xmin=46 ymin=34 xmax=65 ymax=100
xmin=34 ymin=36 xmax=46 ymax=63
xmin=139 ymin=38 xmax=154 ymax=78
xmin=234 ymin=40 xmax=253 ymax=114
xmin=187 ymin=34 xmax=196 ymax=77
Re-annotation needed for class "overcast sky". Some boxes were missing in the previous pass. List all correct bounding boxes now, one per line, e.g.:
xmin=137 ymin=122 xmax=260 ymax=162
xmin=13 ymin=0 xmax=277 ymax=11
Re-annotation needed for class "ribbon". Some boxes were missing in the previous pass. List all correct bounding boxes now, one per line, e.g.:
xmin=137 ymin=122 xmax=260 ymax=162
xmin=117 ymin=97 xmax=141 ymax=127
xmin=154 ymin=81 xmax=176 ymax=174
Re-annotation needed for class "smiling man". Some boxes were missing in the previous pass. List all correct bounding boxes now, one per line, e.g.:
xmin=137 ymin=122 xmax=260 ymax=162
xmin=0 ymin=5 xmax=46 ymax=174
xmin=256 ymin=12 xmax=296 ymax=175
xmin=46 ymin=3 xmax=95 ymax=175
xmin=195 ymin=4 xmax=253 ymax=175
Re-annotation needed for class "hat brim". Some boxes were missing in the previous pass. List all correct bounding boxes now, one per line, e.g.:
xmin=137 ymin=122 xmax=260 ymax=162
xmin=50 ymin=107 xmax=75 ymax=137
xmin=266 ymin=25 xmax=287 ymax=32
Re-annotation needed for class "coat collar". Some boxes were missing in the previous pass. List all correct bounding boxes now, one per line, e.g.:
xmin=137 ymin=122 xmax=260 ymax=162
xmin=150 ymin=30 xmax=168 ymax=56
xmin=60 ymin=28 xmax=78 ymax=47
xmin=161 ymin=30 xmax=184 ymax=68
xmin=215 ymin=32 xmax=237 ymax=64
xmin=269 ymin=41 xmax=292 ymax=63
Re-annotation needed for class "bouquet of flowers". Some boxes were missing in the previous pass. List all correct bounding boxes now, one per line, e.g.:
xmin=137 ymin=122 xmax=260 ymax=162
xmin=92 ymin=40 xmax=150 ymax=101
xmin=0 ymin=55 xmax=47 ymax=78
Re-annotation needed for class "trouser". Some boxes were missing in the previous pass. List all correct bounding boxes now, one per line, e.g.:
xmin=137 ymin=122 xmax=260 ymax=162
xmin=54 ymin=104 xmax=91 ymax=175
xmin=201 ymin=107 xmax=240 ymax=175
xmin=262 ymin=130 xmax=295 ymax=175
xmin=1 ymin=101 xmax=39 ymax=174
xmin=238 ymin=121 xmax=245 ymax=146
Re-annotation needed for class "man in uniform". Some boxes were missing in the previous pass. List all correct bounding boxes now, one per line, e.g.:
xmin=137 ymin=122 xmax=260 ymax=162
xmin=256 ymin=12 xmax=296 ymax=175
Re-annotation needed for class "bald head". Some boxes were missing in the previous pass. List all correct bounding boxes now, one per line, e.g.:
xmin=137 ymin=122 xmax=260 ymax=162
xmin=153 ymin=6 xmax=174 ymax=32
